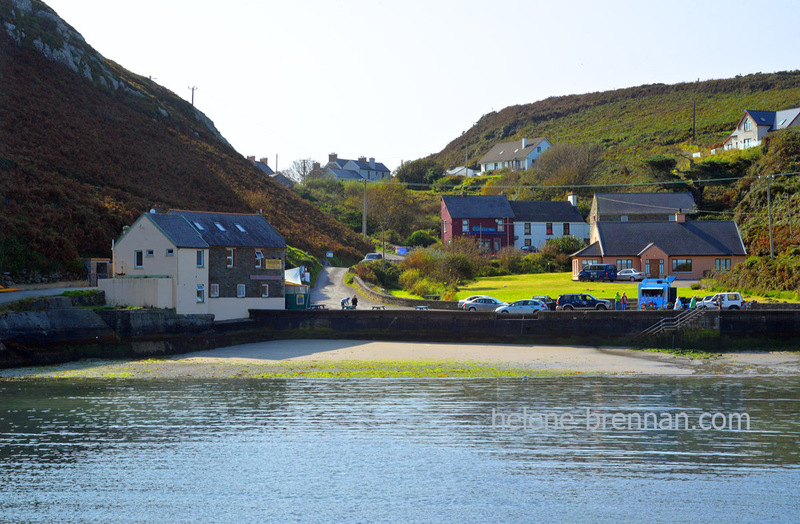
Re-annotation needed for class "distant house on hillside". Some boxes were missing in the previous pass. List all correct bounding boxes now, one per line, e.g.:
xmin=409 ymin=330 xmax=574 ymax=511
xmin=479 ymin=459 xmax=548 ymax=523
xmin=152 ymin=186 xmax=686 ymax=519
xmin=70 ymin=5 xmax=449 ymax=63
xmin=248 ymin=156 xmax=275 ymax=175
xmin=589 ymin=192 xmax=697 ymax=233
xmin=509 ymin=197 xmax=589 ymax=251
xmin=478 ymin=137 xmax=552 ymax=173
xmin=100 ymin=209 xmax=286 ymax=321
xmin=322 ymin=153 xmax=391 ymax=182
xmin=445 ymin=166 xmax=480 ymax=177
xmin=270 ymin=173 xmax=294 ymax=188
xmin=571 ymin=217 xmax=747 ymax=280
xmin=723 ymin=107 xmax=800 ymax=150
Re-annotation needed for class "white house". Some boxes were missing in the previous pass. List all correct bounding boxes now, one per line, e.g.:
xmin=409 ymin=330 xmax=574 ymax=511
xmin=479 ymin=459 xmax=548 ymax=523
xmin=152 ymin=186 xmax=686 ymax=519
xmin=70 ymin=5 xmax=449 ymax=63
xmin=322 ymin=153 xmax=391 ymax=181
xmin=509 ymin=196 xmax=589 ymax=251
xmin=100 ymin=209 xmax=286 ymax=321
xmin=478 ymin=137 xmax=552 ymax=173
xmin=445 ymin=166 xmax=481 ymax=177
xmin=723 ymin=107 xmax=800 ymax=150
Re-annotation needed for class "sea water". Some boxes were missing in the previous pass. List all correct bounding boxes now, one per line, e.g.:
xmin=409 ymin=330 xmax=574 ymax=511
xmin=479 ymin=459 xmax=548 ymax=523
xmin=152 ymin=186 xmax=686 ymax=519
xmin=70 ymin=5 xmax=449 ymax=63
xmin=1 ymin=377 xmax=799 ymax=523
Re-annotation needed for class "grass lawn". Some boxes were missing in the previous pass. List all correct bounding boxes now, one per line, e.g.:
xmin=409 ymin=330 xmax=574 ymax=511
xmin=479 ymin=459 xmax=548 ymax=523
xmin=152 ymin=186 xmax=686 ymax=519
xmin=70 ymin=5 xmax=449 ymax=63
xmin=456 ymin=273 xmax=642 ymax=302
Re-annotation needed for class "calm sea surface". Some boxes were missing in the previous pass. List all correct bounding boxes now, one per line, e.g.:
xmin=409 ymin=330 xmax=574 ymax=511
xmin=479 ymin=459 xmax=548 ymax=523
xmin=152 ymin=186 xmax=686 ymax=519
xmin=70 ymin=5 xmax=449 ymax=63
xmin=1 ymin=377 xmax=799 ymax=523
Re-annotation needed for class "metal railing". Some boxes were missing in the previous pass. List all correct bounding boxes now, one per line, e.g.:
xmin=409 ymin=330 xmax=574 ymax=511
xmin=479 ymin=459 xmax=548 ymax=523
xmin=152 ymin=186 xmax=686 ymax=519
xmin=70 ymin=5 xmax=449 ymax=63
xmin=636 ymin=306 xmax=709 ymax=340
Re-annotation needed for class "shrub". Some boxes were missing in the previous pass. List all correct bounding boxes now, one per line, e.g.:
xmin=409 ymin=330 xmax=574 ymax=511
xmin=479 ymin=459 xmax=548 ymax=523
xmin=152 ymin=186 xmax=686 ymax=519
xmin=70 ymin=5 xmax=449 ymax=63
xmin=405 ymin=230 xmax=437 ymax=248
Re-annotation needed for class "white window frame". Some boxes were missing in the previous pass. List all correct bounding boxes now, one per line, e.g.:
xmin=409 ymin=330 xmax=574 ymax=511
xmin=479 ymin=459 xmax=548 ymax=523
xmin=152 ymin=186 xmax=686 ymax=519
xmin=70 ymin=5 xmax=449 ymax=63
xmin=462 ymin=219 xmax=469 ymax=233
xmin=210 ymin=284 xmax=219 ymax=298
xmin=165 ymin=248 xmax=174 ymax=256
xmin=255 ymin=249 xmax=264 ymax=269
xmin=134 ymin=250 xmax=143 ymax=268
xmin=145 ymin=249 xmax=154 ymax=257
xmin=227 ymin=248 xmax=235 ymax=268
xmin=237 ymin=284 xmax=246 ymax=298
xmin=196 ymin=285 xmax=205 ymax=303
xmin=196 ymin=250 xmax=204 ymax=268
xmin=261 ymin=283 xmax=270 ymax=298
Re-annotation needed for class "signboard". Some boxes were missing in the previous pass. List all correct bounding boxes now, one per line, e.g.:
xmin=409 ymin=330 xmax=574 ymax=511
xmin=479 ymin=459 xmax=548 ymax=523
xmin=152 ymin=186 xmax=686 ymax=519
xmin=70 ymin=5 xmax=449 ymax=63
xmin=397 ymin=247 xmax=407 ymax=256
xmin=263 ymin=259 xmax=282 ymax=270
xmin=472 ymin=226 xmax=497 ymax=232
xmin=326 ymin=251 xmax=334 ymax=258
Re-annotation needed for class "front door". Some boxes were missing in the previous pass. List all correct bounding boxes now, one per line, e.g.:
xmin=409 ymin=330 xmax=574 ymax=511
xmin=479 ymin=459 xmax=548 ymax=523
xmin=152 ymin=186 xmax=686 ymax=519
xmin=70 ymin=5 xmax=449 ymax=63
xmin=649 ymin=259 xmax=662 ymax=278
xmin=493 ymin=238 xmax=501 ymax=253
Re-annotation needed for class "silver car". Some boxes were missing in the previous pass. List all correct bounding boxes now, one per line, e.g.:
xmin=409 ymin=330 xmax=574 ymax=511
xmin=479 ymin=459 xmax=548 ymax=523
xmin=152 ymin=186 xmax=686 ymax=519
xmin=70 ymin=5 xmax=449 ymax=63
xmin=616 ymin=268 xmax=645 ymax=281
xmin=462 ymin=297 xmax=507 ymax=312
xmin=457 ymin=294 xmax=493 ymax=308
xmin=495 ymin=299 xmax=548 ymax=316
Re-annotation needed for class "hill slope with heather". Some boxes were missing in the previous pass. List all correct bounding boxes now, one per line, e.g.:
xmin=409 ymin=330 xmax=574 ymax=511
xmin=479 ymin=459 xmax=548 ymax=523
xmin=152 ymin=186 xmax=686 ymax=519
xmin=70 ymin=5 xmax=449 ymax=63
xmin=0 ymin=0 xmax=370 ymax=279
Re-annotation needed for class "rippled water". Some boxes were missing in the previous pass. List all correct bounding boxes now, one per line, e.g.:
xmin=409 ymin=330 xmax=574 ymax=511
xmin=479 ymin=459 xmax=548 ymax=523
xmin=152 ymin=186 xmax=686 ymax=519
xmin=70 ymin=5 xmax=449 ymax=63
xmin=1 ymin=377 xmax=799 ymax=523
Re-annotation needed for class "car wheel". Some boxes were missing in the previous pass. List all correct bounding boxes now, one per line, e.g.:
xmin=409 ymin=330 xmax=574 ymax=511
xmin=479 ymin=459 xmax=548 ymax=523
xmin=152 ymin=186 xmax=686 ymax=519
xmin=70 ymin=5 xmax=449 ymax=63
xmin=729 ymin=305 xmax=739 ymax=310
xmin=596 ymin=305 xmax=607 ymax=310
xmin=468 ymin=307 xmax=477 ymax=312
xmin=563 ymin=305 xmax=573 ymax=311
xmin=500 ymin=310 xmax=509 ymax=315
xmin=630 ymin=277 xmax=635 ymax=281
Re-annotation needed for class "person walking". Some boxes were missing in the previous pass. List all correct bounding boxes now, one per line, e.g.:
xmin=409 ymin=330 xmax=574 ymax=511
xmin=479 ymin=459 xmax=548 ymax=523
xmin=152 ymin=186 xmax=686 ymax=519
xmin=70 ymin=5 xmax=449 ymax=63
xmin=621 ymin=292 xmax=628 ymax=311
xmin=689 ymin=296 xmax=697 ymax=309
xmin=351 ymin=295 xmax=358 ymax=309
xmin=614 ymin=292 xmax=621 ymax=311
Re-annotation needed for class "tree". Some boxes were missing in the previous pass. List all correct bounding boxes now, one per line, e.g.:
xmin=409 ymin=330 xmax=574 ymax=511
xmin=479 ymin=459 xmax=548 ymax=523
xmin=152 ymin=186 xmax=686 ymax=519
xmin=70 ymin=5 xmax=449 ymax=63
xmin=285 ymin=158 xmax=318 ymax=184
xmin=526 ymin=143 xmax=603 ymax=189
xmin=395 ymin=158 xmax=445 ymax=186
xmin=343 ymin=180 xmax=420 ymax=236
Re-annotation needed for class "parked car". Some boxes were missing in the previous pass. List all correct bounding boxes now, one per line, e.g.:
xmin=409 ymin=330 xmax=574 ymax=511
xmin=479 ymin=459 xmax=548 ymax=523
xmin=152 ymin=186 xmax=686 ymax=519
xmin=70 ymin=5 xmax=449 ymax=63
xmin=520 ymin=245 xmax=537 ymax=253
xmin=578 ymin=264 xmax=618 ymax=282
xmin=556 ymin=294 xmax=612 ymax=311
xmin=361 ymin=252 xmax=383 ymax=263
xmin=495 ymin=299 xmax=548 ymax=316
xmin=700 ymin=292 xmax=746 ymax=310
xmin=458 ymin=294 xmax=493 ymax=308
xmin=616 ymin=268 xmax=645 ymax=281
xmin=462 ymin=297 xmax=507 ymax=312
xmin=532 ymin=295 xmax=557 ymax=311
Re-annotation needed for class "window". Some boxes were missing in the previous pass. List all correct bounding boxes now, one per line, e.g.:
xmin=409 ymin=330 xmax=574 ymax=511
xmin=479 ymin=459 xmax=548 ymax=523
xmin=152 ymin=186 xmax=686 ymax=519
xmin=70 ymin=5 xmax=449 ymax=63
xmin=261 ymin=284 xmax=270 ymax=298
xmin=524 ymin=223 xmax=531 ymax=235
xmin=621 ymin=216 xmax=628 ymax=222
xmin=196 ymin=284 xmax=205 ymax=303
xmin=146 ymin=249 xmax=154 ymax=257
xmin=582 ymin=260 xmax=597 ymax=267
xmin=669 ymin=214 xmax=676 ymax=221
xmin=537 ymin=146 xmax=541 ymax=153
xmin=546 ymin=223 xmax=553 ymax=235
xmin=659 ymin=260 xmax=664 ymax=275
xmin=227 ymin=248 xmax=235 ymax=268
xmin=443 ymin=220 xmax=447 ymax=234
xmin=563 ymin=223 xmax=570 ymax=235
xmin=743 ymin=138 xmax=752 ymax=148
xmin=673 ymin=259 xmax=692 ymax=272
xmin=165 ymin=248 xmax=174 ymax=256
xmin=193 ymin=221 xmax=204 ymax=230
xmin=235 ymin=224 xmax=246 ymax=233
xmin=462 ymin=219 xmax=469 ymax=233
xmin=196 ymin=250 xmax=204 ymax=268
xmin=237 ymin=284 xmax=246 ymax=298
xmin=215 ymin=222 xmax=226 ymax=232
xmin=255 ymin=249 xmax=264 ymax=269
xmin=778 ymin=119 xmax=787 ymax=126
xmin=744 ymin=118 xmax=751 ymax=131
xmin=715 ymin=258 xmax=731 ymax=271
xmin=645 ymin=260 xmax=650 ymax=275
xmin=524 ymin=239 xmax=532 ymax=247
xmin=134 ymin=250 xmax=143 ymax=268
xmin=616 ymin=259 xmax=633 ymax=270
xmin=210 ymin=284 xmax=219 ymax=298
xmin=496 ymin=219 xmax=504 ymax=232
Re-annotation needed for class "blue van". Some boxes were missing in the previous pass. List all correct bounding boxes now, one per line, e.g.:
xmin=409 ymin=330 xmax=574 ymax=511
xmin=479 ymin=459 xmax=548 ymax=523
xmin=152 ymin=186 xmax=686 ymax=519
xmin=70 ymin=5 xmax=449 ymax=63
xmin=578 ymin=264 xmax=618 ymax=282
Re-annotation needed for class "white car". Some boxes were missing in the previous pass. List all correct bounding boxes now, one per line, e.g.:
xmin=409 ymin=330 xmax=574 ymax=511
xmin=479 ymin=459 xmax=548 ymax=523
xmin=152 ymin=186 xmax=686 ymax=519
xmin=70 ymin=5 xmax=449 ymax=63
xmin=361 ymin=253 xmax=383 ymax=263
xmin=616 ymin=268 xmax=645 ymax=281
xmin=700 ymin=292 xmax=746 ymax=310
xmin=495 ymin=299 xmax=548 ymax=316
xmin=462 ymin=297 xmax=507 ymax=312
xmin=458 ymin=294 xmax=493 ymax=308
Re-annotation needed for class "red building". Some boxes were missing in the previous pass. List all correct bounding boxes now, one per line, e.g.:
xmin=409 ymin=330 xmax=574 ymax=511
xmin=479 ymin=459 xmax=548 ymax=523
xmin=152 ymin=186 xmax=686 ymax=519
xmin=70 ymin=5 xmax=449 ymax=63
xmin=441 ymin=195 xmax=515 ymax=254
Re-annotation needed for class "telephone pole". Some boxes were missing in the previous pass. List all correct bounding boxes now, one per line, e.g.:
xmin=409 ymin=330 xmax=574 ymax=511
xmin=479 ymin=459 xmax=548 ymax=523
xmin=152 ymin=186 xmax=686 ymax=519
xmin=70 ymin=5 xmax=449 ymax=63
xmin=362 ymin=179 xmax=368 ymax=240
xmin=188 ymin=86 xmax=198 ymax=106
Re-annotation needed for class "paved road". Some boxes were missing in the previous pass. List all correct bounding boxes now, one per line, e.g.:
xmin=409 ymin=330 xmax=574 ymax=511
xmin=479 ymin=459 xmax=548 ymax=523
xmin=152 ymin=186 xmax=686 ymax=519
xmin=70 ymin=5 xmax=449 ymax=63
xmin=0 ymin=286 xmax=87 ymax=305
xmin=310 ymin=266 xmax=406 ymax=310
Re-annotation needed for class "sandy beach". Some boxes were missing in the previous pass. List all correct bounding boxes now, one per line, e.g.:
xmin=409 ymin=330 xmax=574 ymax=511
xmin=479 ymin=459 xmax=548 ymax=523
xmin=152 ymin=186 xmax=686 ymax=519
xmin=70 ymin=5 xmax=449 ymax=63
xmin=3 ymin=339 xmax=800 ymax=379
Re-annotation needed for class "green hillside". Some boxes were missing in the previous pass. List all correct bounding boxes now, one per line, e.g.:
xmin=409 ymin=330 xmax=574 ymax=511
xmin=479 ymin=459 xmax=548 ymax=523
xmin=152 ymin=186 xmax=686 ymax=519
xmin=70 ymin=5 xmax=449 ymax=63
xmin=0 ymin=1 xmax=370 ymax=280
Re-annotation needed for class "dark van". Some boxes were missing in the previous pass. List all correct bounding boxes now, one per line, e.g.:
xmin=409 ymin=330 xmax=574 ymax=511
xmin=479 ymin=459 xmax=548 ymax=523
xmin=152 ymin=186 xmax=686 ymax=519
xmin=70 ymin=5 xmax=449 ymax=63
xmin=578 ymin=264 xmax=617 ymax=282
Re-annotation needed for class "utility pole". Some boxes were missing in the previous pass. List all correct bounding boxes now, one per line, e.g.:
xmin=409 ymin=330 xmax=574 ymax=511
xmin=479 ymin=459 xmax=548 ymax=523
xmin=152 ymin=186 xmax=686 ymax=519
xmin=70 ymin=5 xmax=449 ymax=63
xmin=692 ymin=99 xmax=696 ymax=143
xmin=362 ymin=179 xmax=368 ymax=240
xmin=188 ymin=86 xmax=198 ymax=106
xmin=761 ymin=175 xmax=774 ymax=259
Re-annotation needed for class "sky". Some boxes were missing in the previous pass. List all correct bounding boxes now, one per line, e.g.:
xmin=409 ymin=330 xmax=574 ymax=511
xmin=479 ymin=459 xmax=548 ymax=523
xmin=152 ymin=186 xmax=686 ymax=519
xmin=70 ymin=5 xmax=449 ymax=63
xmin=43 ymin=0 xmax=800 ymax=173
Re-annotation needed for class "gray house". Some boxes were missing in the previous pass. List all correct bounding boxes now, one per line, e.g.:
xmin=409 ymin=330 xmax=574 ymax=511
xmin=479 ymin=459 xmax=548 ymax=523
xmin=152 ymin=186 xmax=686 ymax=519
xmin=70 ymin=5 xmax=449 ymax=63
xmin=478 ymin=137 xmax=552 ymax=173
xmin=723 ymin=107 xmax=800 ymax=150
xmin=589 ymin=192 xmax=697 ymax=232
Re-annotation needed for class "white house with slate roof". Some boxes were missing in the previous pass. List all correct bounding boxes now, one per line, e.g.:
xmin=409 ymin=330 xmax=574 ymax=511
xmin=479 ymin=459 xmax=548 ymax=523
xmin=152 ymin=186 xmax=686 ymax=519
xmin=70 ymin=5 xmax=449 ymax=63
xmin=322 ymin=153 xmax=391 ymax=182
xmin=509 ymin=200 xmax=589 ymax=251
xmin=478 ymin=137 xmax=552 ymax=173
xmin=100 ymin=209 xmax=286 ymax=321
xmin=723 ymin=107 xmax=800 ymax=150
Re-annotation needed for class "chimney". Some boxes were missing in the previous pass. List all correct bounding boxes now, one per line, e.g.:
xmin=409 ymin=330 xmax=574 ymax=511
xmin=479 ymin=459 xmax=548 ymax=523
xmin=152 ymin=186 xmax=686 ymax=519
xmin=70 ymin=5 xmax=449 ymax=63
xmin=259 ymin=157 xmax=269 ymax=165
xmin=328 ymin=152 xmax=338 ymax=163
xmin=522 ymin=137 xmax=527 ymax=148
xmin=675 ymin=211 xmax=686 ymax=223
xmin=358 ymin=156 xmax=367 ymax=162
xmin=247 ymin=155 xmax=256 ymax=163
xmin=567 ymin=192 xmax=578 ymax=207
xmin=313 ymin=162 xmax=320 ymax=170
xmin=369 ymin=157 xmax=375 ymax=168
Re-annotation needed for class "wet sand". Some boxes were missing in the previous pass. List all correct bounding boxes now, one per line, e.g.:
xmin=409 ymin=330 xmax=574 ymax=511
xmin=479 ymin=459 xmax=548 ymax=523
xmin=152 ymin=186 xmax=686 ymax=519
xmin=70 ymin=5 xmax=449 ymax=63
xmin=3 ymin=340 xmax=799 ymax=379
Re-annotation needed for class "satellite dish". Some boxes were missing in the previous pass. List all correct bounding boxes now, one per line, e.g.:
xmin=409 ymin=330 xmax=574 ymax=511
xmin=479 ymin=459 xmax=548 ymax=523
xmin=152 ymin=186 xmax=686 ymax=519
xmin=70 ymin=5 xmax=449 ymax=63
xmin=150 ymin=208 xmax=156 ymax=214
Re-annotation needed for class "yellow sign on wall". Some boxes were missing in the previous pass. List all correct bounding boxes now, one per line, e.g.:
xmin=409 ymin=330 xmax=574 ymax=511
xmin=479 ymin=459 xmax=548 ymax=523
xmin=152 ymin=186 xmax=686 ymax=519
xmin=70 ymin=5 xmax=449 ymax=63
xmin=263 ymin=259 xmax=282 ymax=270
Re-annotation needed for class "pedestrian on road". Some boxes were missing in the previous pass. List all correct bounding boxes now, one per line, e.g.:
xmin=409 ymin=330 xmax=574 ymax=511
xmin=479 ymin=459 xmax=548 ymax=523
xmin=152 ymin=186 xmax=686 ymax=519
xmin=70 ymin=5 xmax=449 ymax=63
xmin=351 ymin=295 xmax=358 ymax=309
xmin=621 ymin=292 xmax=628 ymax=311
xmin=614 ymin=292 xmax=621 ymax=311
xmin=341 ymin=296 xmax=350 ymax=309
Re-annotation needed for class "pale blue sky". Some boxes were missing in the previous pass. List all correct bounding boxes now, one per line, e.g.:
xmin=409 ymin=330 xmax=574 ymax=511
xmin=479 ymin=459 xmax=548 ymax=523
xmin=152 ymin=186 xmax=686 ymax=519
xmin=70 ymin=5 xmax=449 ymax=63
xmin=44 ymin=0 xmax=800 ymax=172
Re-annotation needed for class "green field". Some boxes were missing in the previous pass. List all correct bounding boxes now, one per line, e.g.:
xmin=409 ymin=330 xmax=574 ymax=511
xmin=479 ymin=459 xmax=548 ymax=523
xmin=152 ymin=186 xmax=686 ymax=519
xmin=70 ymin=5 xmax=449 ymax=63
xmin=455 ymin=273 xmax=647 ymax=302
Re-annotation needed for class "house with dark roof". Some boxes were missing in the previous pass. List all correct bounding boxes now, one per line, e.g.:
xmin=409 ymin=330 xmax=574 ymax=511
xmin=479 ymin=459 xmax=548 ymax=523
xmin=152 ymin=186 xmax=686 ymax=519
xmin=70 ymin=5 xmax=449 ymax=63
xmin=723 ymin=107 xmax=800 ymax=150
xmin=478 ymin=137 xmax=552 ymax=173
xmin=248 ymin=156 xmax=275 ymax=175
xmin=570 ymin=216 xmax=747 ymax=280
xmin=100 ymin=209 xmax=287 ymax=321
xmin=589 ymin=192 xmax=697 ymax=232
xmin=322 ymin=152 xmax=391 ymax=182
xmin=509 ymin=198 xmax=589 ymax=251
xmin=441 ymin=195 xmax=515 ymax=253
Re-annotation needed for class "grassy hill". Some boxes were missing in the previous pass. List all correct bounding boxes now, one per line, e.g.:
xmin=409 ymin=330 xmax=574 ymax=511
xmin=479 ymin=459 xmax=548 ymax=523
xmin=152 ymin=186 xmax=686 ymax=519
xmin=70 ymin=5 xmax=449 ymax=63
xmin=0 ymin=1 xmax=370 ymax=280
xmin=434 ymin=72 xmax=800 ymax=180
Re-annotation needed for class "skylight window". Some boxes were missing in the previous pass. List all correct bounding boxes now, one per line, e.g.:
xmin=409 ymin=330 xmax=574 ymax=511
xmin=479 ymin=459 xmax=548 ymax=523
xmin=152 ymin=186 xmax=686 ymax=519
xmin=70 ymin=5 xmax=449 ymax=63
xmin=778 ymin=119 xmax=787 ymax=126
xmin=498 ymin=151 xmax=504 ymax=155
xmin=193 ymin=222 xmax=204 ymax=230
xmin=214 ymin=222 xmax=226 ymax=231
xmin=235 ymin=224 xmax=246 ymax=232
